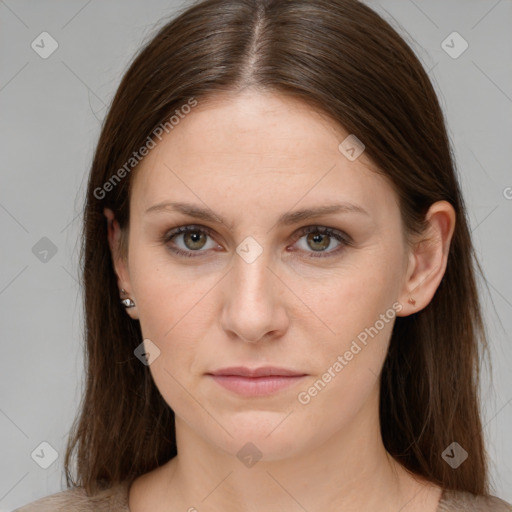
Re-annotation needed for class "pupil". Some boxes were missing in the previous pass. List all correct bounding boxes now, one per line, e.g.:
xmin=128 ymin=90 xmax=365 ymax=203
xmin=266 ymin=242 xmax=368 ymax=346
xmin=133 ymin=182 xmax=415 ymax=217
xmin=308 ymin=232 xmax=329 ymax=251
xmin=185 ymin=231 xmax=205 ymax=249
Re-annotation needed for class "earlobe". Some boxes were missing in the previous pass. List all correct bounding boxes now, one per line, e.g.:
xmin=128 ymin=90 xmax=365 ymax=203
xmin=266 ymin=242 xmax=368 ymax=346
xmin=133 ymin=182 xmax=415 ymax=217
xmin=396 ymin=201 xmax=456 ymax=316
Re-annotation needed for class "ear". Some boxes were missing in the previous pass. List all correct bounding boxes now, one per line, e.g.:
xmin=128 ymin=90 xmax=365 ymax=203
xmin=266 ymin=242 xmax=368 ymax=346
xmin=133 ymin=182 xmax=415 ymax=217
xmin=396 ymin=200 xmax=456 ymax=317
xmin=103 ymin=208 xmax=139 ymax=320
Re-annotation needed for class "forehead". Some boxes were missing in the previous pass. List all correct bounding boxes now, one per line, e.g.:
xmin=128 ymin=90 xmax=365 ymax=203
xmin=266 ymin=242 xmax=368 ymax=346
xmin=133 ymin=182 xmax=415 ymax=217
xmin=130 ymin=90 xmax=399 ymax=223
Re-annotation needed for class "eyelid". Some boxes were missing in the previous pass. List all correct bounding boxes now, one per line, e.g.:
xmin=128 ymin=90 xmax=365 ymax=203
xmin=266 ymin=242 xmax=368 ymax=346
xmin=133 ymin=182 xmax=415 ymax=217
xmin=287 ymin=225 xmax=352 ymax=258
xmin=162 ymin=224 xmax=220 ymax=258
xmin=290 ymin=225 xmax=352 ymax=244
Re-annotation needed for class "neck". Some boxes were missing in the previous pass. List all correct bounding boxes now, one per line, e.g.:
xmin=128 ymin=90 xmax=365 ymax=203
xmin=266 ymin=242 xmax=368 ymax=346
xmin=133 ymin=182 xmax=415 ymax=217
xmin=155 ymin=392 xmax=435 ymax=512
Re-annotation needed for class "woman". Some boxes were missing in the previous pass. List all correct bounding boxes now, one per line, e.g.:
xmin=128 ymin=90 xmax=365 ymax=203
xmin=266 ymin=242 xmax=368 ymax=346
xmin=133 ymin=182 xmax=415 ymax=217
xmin=15 ymin=0 xmax=512 ymax=510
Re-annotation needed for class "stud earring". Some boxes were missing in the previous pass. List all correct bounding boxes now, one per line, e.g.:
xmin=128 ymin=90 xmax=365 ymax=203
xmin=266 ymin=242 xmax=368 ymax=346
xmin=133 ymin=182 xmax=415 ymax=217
xmin=120 ymin=288 xmax=135 ymax=308
xmin=408 ymin=297 xmax=416 ymax=306
xmin=121 ymin=298 xmax=135 ymax=308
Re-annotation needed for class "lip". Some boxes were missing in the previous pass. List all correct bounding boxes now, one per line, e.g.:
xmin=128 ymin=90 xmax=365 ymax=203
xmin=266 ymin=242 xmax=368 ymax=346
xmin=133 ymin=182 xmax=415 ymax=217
xmin=208 ymin=366 xmax=306 ymax=377
xmin=207 ymin=366 xmax=307 ymax=397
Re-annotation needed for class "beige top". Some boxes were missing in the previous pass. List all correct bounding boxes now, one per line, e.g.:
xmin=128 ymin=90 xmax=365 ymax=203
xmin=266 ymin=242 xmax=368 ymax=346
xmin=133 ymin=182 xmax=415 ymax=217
xmin=13 ymin=480 xmax=512 ymax=511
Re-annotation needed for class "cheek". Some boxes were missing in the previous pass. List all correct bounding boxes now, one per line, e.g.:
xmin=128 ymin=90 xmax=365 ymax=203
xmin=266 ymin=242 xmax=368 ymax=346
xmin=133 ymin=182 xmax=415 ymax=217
xmin=127 ymin=247 xmax=219 ymax=396
xmin=128 ymin=244 xmax=213 ymax=338
xmin=299 ymin=249 xmax=401 ymax=340
xmin=295 ymin=305 xmax=395 ymax=430
xmin=296 ymin=245 xmax=402 ymax=393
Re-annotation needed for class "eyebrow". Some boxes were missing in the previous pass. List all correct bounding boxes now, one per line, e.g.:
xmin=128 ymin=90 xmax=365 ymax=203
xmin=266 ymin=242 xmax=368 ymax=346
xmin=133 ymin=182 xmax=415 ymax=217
xmin=144 ymin=200 xmax=369 ymax=229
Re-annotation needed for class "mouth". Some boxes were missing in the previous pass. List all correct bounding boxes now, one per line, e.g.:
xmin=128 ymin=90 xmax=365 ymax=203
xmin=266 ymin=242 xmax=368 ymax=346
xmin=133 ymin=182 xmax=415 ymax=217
xmin=206 ymin=366 xmax=308 ymax=396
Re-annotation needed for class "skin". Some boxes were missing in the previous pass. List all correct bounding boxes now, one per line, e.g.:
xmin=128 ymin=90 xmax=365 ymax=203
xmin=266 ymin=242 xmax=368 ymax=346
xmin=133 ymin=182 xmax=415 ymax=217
xmin=104 ymin=89 xmax=455 ymax=512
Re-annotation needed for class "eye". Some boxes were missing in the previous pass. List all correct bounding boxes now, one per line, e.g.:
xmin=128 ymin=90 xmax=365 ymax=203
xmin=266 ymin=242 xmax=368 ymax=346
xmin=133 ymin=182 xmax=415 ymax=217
xmin=290 ymin=226 xmax=351 ymax=258
xmin=163 ymin=225 xmax=218 ymax=258
xmin=162 ymin=224 xmax=351 ymax=259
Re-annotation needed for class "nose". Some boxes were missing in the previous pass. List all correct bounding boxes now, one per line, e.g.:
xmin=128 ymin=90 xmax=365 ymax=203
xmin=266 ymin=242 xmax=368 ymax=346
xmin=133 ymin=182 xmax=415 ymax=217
xmin=220 ymin=249 xmax=290 ymax=343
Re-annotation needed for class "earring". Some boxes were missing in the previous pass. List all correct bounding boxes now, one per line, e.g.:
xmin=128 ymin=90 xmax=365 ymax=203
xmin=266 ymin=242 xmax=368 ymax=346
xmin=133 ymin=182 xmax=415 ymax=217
xmin=121 ymin=298 xmax=135 ymax=308
xmin=120 ymin=288 xmax=135 ymax=308
xmin=408 ymin=297 xmax=416 ymax=306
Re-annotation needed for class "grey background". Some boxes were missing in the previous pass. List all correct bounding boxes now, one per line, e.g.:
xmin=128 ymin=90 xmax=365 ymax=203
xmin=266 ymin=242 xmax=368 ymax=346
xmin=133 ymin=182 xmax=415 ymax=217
xmin=0 ymin=0 xmax=511 ymax=509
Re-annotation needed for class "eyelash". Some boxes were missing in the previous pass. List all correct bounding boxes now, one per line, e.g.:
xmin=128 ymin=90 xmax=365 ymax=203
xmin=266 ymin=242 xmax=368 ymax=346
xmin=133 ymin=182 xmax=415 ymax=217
xmin=162 ymin=224 xmax=352 ymax=259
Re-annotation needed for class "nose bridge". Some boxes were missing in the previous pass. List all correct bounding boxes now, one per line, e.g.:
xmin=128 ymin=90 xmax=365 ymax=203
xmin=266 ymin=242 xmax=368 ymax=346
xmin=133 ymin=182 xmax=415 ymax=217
xmin=232 ymin=236 xmax=277 ymax=309
xmin=233 ymin=245 xmax=272 ymax=300
xmin=229 ymin=230 xmax=273 ymax=290
xmin=220 ymin=238 xmax=287 ymax=342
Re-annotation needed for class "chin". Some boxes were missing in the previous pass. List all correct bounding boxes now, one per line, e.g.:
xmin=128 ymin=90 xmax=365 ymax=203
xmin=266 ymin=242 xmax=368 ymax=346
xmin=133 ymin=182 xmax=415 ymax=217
xmin=209 ymin=415 xmax=314 ymax=463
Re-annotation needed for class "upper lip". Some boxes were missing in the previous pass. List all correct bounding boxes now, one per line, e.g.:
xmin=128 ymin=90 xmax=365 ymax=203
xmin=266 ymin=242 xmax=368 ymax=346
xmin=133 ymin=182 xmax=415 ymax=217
xmin=208 ymin=366 xmax=306 ymax=377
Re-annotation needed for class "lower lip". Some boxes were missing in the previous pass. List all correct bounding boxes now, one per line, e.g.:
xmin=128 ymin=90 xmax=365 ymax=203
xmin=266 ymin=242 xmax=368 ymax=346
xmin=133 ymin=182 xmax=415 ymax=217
xmin=209 ymin=375 xmax=306 ymax=396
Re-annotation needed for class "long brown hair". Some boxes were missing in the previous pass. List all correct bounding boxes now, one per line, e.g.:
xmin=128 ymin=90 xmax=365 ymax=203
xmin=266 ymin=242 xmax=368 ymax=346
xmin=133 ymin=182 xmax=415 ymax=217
xmin=65 ymin=0 xmax=491 ymax=495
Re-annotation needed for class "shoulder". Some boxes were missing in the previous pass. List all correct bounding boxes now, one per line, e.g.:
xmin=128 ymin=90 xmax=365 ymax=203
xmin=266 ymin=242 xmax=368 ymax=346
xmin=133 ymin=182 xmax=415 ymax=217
xmin=438 ymin=489 xmax=512 ymax=512
xmin=12 ymin=480 xmax=131 ymax=512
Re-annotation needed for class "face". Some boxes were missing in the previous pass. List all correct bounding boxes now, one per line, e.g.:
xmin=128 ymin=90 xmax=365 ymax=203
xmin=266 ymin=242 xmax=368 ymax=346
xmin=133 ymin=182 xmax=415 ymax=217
xmin=110 ymin=90 xmax=412 ymax=460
